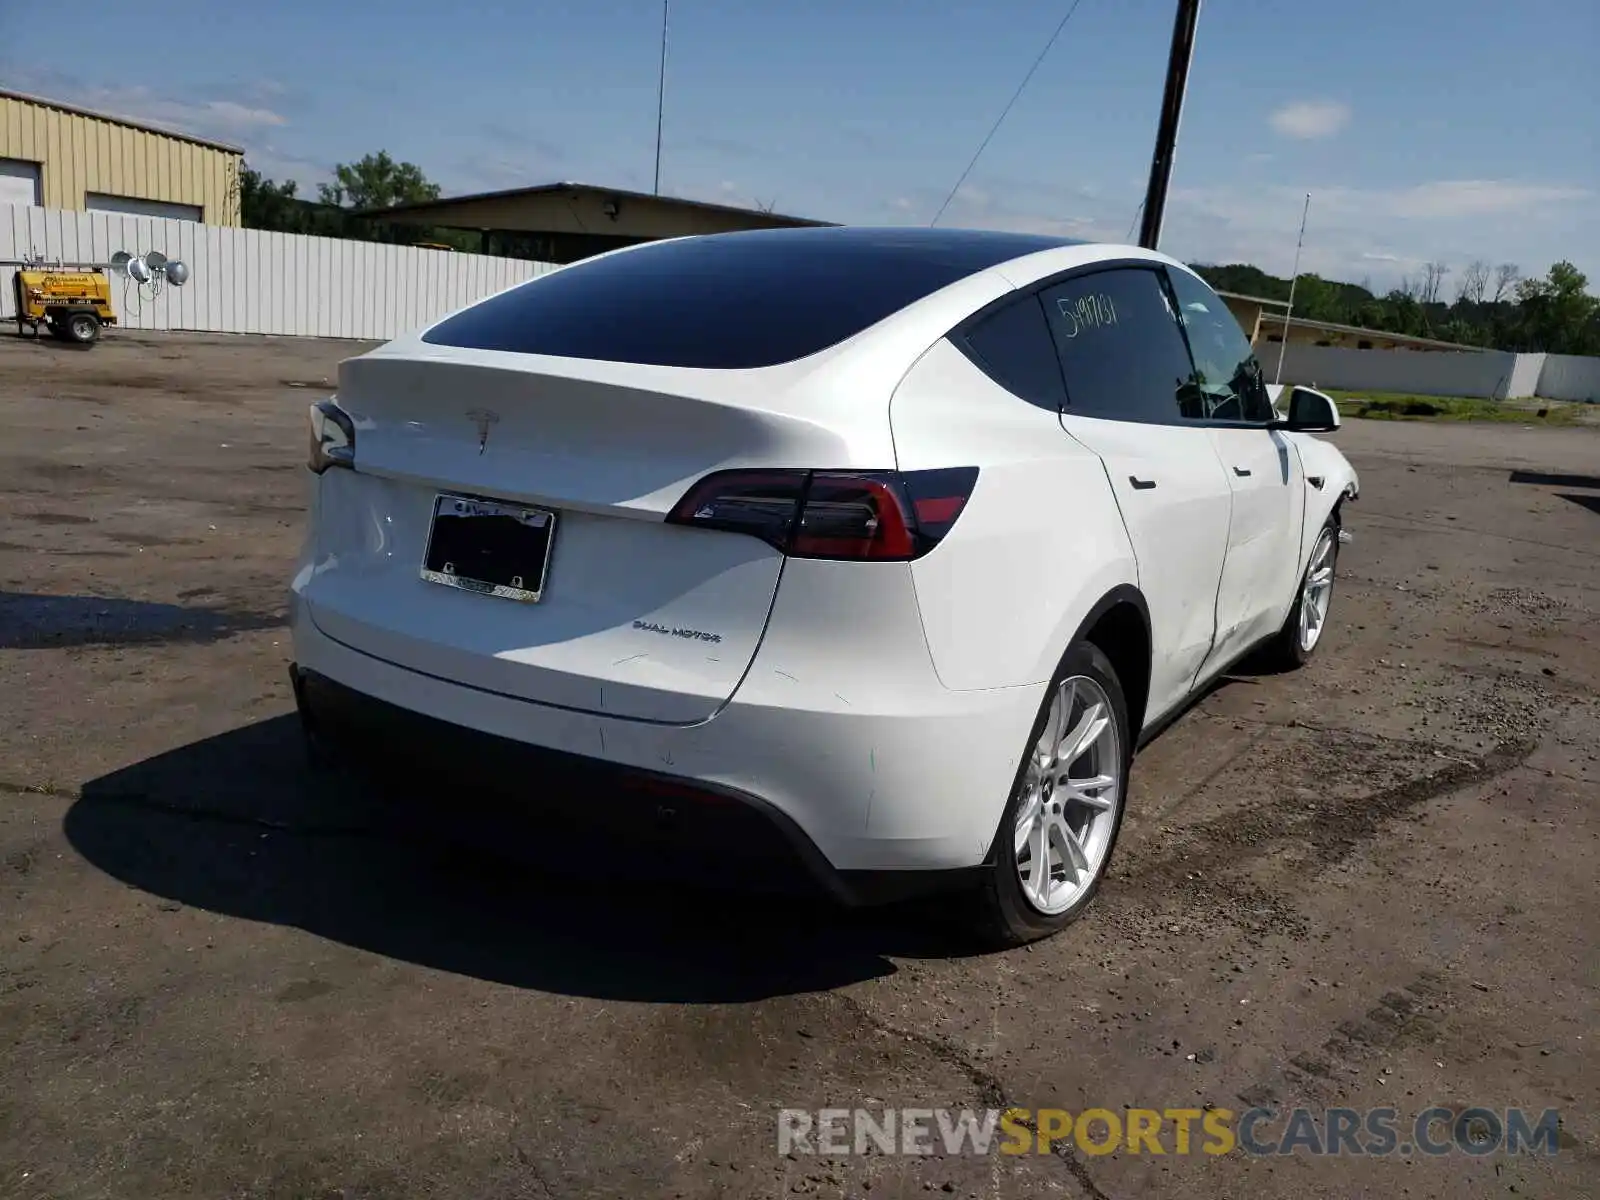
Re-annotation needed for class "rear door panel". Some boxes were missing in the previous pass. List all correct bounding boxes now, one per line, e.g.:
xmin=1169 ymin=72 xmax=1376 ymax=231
xmin=1037 ymin=266 xmax=1236 ymax=722
xmin=1059 ymin=415 xmax=1233 ymax=719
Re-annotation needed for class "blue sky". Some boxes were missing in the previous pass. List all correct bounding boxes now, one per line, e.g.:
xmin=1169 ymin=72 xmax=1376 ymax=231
xmin=4 ymin=0 xmax=1596 ymax=289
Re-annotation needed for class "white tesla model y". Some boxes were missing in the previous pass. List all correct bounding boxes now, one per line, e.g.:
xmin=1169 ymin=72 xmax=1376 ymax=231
xmin=290 ymin=227 xmax=1357 ymax=944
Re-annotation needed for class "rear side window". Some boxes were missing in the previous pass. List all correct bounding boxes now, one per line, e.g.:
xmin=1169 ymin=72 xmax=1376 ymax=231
xmin=956 ymin=295 xmax=1066 ymax=410
xmin=421 ymin=227 xmax=1077 ymax=369
xmin=1039 ymin=268 xmax=1199 ymax=424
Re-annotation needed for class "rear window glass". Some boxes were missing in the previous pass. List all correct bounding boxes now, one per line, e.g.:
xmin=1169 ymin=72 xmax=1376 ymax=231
xmin=421 ymin=227 xmax=1079 ymax=369
xmin=957 ymin=295 xmax=1066 ymax=410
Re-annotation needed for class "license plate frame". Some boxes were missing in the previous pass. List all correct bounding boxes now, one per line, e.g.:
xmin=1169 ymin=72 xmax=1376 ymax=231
xmin=420 ymin=494 xmax=557 ymax=604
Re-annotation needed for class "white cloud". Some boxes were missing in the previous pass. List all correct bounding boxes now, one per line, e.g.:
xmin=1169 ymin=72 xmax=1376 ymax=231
xmin=77 ymin=86 xmax=287 ymax=142
xmin=952 ymin=184 xmax=990 ymax=209
xmin=912 ymin=180 xmax=1118 ymax=241
xmin=1268 ymin=100 xmax=1351 ymax=140
xmin=199 ymin=100 xmax=288 ymax=129
xmin=5 ymin=71 xmax=291 ymax=147
xmin=1384 ymin=179 xmax=1592 ymax=219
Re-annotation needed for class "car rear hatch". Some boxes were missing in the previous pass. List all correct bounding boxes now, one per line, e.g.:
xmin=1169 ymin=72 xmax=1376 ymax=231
xmin=300 ymin=347 xmax=890 ymax=724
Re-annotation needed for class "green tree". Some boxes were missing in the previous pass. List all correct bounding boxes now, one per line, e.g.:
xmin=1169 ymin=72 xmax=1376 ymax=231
xmin=313 ymin=151 xmax=478 ymax=250
xmin=1514 ymin=262 xmax=1600 ymax=355
xmin=317 ymin=151 xmax=441 ymax=211
xmin=1289 ymin=274 xmax=1344 ymax=323
xmin=240 ymin=166 xmax=301 ymax=229
xmin=239 ymin=163 xmax=352 ymax=237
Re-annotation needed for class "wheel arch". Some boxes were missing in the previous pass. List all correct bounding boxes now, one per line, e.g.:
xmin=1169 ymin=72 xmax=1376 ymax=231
xmin=976 ymin=589 xmax=1149 ymax=874
xmin=1068 ymin=584 xmax=1152 ymax=737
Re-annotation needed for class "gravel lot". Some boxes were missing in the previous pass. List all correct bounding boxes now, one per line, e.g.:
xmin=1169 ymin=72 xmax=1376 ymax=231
xmin=2 ymin=330 xmax=1597 ymax=1199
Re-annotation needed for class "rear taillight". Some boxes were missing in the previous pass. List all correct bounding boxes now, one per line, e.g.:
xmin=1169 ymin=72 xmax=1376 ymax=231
xmin=307 ymin=399 xmax=356 ymax=473
xmin=665 ymin=467 xmax=978 ymax=561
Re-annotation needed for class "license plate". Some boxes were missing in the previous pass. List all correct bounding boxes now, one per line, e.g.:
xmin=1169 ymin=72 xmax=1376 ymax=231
xmin=421 ymin=495 xmax=557 ymax=603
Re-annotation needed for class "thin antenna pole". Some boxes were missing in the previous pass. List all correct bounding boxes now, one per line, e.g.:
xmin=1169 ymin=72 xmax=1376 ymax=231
xmin=1275 ymin=192 xmax=1312 ymax=386
xmin=653 ymin=0 xmax=669 ymax=195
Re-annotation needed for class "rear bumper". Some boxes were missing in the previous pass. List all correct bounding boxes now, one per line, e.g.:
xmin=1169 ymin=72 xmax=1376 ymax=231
xmin=289 ymin=589 xmax=1044 ymax=890
xmin=291 ymin=664 xmax=983 ymax=906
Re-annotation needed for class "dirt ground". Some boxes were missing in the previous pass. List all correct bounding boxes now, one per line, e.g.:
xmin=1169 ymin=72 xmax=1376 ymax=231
xmin=1 ymin=329 xmax=1596 ymax=1200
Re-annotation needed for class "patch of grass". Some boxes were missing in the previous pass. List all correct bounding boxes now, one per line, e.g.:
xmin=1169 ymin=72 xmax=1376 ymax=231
xmin=1326 ymin=390 xmax=1583 ymax=425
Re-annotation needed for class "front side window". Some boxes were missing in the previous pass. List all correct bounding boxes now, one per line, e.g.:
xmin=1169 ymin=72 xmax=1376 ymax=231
xmin=1038 ymin=268 xmax=1198 ymax=423
xmin=1165 ymin=268 xmax=1275 ymax=423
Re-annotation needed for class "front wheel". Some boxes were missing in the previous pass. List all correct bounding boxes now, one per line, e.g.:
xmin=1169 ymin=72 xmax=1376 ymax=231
xmin=1264 ymin=518 xmax=1339 ymax=670
xmin=970 ymin=642 xmax=1132 ymax=947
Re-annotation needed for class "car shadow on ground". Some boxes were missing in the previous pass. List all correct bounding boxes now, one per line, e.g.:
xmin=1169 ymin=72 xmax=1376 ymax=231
xmin=65 ymin=716 xmax=989 ymax=1003
xmin=1558 ymin=493 xmax=1600 ymax=517
xmin=0 ymin=591 xmax=281 ymax=650
xmin=1508 ymin=469 xmax=1600 ymax=490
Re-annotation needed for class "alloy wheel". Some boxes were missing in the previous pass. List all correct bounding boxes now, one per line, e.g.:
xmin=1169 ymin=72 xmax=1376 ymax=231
xmin=1298 ymin=528 xmax=1337 ymax=653
xmin=1013 ymin=675 xmax=1123 ymax=915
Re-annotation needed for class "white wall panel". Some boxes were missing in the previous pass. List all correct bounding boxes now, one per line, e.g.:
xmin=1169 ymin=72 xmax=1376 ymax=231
xmin=1535 ymin=355 xmax=1600 ymax=403
xmin=1274 ymin=343 xmax=1519 ymax=399
xmin=1 ymin=203 xmax=552 ymax=340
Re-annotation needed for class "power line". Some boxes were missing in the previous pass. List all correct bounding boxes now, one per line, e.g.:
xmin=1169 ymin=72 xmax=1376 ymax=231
xmin=930 ymin=0 xmax=1089 ymax=227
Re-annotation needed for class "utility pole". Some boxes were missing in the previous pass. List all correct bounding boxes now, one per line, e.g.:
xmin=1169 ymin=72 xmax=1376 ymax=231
xmin=1275 ymin=192 xmax=1312 ymax=385
xmin=1137 ymin=0 xmax=1202 ymax=250
xmin=653 ymin=0 xmax=670 ymax=195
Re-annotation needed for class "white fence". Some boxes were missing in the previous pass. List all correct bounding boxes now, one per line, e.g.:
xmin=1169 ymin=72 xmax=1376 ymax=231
xmin=1532 ymin=353 xmax=1600 ymax=403
xmin=1273 ymin=341 xmax=1600 ymax=403
xmin=2 ymin=204 xmax=555 ymax=341
xmin=1273 ymin=343 xmax=1517 ymax=399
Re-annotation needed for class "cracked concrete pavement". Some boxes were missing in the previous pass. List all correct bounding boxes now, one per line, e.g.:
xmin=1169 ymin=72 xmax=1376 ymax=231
xmin=2 ymin=331 xmax=1597 ymax=1199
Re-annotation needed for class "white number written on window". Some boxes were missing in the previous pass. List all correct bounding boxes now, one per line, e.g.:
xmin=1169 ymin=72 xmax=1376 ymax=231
xmin=1055 ymin=293 xmax=1118 ymax=339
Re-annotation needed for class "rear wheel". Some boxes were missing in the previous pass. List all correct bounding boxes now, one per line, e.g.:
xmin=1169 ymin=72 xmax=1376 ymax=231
xmin=970 ymin=642 xmax=1132 ymax=947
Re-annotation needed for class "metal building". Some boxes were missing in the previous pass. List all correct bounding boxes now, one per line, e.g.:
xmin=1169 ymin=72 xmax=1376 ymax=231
xmin=0 ymin=89 xmax=243 ymax=226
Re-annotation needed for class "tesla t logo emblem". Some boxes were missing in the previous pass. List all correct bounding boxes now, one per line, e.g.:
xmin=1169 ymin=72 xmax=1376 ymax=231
xmin=466 ymin=409 xmax=499 ymax=454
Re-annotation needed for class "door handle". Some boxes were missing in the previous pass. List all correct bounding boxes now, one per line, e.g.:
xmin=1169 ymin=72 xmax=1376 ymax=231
xmin=1129 ymin=476 xmax=1157 ymax=490
xmin=1232 ymin=465 xmax=1252 ymax=477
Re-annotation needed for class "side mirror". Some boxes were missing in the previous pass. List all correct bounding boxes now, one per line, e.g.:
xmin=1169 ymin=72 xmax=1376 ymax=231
xmin=1276 ymin=386 xmax=1341 ymax=432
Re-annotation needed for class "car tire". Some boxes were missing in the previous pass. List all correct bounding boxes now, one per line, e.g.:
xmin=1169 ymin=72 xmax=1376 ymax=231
xmin=970 ymin=641 xmax=1133 ymax=948
xmin=1263 ymin=514 xmax=1340 ymax=670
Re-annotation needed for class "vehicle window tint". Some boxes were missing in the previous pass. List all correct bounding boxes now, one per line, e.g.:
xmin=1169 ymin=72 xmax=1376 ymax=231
xmin=421 ymin=226 xmax=1081 ymax=369
xmin=956 ymin=295 xmax=1066 ymax=410
xmin=1165 ymin=267 xmax=1275 ymax=423
xmin=1038 ymin=268 xmax=1198 ymax=423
